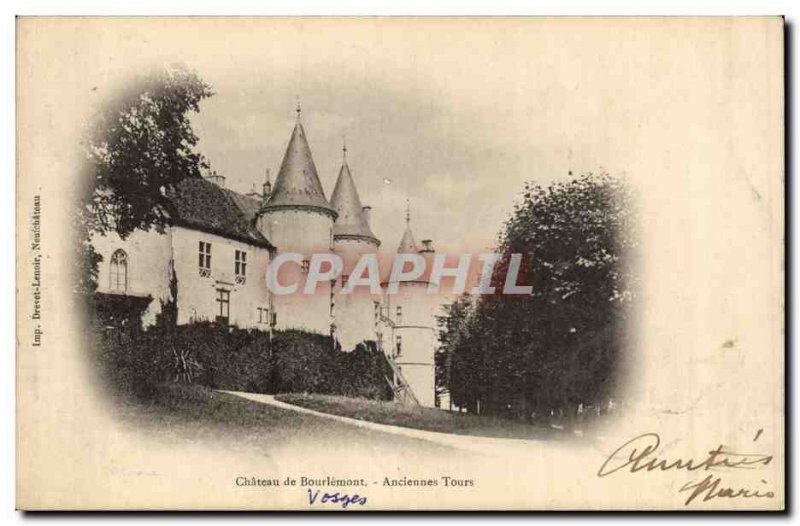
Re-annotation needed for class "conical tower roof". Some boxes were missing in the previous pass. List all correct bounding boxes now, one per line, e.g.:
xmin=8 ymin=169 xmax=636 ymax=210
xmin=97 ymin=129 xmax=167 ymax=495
xmin=397 ymin=201 xmax=418 ymax=253
xmin=397 ymin=225 xmax=418 ymax=253
xmin=330 ymin=150 xmax=379 ymax=245
xmin=262 ymin=112 xmax=336 ymax=216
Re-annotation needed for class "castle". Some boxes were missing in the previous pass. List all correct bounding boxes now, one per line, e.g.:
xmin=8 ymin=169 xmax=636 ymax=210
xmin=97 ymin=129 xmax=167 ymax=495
xmin=91 ymin=107 xmax=441 ymax=407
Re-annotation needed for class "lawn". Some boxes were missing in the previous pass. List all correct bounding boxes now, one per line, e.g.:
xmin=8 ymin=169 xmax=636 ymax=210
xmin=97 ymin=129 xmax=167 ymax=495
xmin=112 ymin=383 xmax=458 ymax=456
xmin=274 ymin=393 xmax=564 ymax=440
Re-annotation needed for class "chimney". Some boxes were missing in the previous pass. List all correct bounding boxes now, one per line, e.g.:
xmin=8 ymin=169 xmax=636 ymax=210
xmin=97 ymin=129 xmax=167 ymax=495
xmin=246 ymin=183 xmax=262 ymax=201
xmin=262 ymin=169 xmax=272 ymax=200
xmin=204 ymin=174 xmax=226 ymax=187
xmin=420 ymin=239 xmax=434 ymax=253
xmin=362 ymin=206 xmax=372 ymax=227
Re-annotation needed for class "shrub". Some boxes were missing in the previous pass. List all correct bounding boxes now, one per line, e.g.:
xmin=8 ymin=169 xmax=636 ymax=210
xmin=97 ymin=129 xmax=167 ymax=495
xmin=94 ymin=322 xmax=393 ymax=402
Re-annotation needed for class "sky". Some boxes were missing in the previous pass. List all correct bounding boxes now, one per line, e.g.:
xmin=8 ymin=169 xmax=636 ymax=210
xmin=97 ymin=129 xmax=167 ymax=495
xmin=183 ymin=19 xmax=637 ymax=259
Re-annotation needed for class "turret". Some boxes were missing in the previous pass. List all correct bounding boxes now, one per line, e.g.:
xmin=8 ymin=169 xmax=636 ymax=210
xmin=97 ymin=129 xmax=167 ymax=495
xmin=382 ymin=200 xmax=438 ymax=407
xmin=330 ymin=143 xmax=380 ymax=249
xmin=256 ymin=104 xmax=337 ymax=335
xmin=329 ymin=142 xmax=381 ymax=351
xmin=257 ymin=104 xmax=337 ymax=254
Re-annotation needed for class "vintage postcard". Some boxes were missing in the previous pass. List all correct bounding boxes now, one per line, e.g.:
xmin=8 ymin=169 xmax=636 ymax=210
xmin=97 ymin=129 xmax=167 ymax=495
xmin=16 ymin=17 xmax=784 ymax=510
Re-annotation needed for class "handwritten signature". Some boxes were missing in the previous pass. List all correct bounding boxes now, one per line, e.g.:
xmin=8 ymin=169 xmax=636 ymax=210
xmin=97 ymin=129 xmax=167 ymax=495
xmin=598 ymin=431 xmax=775 ymax=506
xmin=307 ymin=488 xmax=367 ymax=509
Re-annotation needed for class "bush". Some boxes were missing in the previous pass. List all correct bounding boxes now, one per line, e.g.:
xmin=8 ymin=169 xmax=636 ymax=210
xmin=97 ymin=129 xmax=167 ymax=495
xmin=93 ymin=322 xmax=393 ymax=402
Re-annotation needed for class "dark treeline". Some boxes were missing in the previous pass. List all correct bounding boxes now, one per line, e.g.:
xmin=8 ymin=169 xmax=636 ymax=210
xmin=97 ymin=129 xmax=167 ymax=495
xmin=437 ymin=173 xmax=636 ymax=424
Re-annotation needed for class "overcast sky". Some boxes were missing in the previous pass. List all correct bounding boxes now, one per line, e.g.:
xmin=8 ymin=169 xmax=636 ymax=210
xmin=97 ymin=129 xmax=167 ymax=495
xmin=183 ymin=19 xmax=640 ymax=259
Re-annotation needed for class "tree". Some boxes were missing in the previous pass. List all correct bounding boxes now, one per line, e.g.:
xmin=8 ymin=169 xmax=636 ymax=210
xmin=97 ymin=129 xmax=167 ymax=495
xmin=74 ymin=64 xmax=213 ymax=294
xmin=444 ymin=172 xmax=636 ymax=422
xmin=436 ymin=293 xmax=476 ymax=409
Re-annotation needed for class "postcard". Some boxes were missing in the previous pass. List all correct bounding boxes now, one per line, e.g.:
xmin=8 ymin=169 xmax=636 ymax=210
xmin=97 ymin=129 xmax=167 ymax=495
xmin=16 ymin=17 xmax=784 ymax=510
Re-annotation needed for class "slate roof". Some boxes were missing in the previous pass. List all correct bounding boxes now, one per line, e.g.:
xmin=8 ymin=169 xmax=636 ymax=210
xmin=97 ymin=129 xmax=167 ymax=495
xmin=169 ymin=177 xmax=274 ymax=249
xmin=329 ymin=159 xmax=379 ymax=245
xmin=397 ymin=224 xmax=419 ymax=254
xmin=262 ymin=119 xmax=336 ymax=216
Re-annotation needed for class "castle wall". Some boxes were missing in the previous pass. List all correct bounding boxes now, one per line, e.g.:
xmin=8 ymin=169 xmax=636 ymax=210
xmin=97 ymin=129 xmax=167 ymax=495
xmin=92 ymin=228 xmax=173 ymax=326
xmin=258 ymin=208 xmax=335 ymax=335
xmin=170 ymin=226 xmax=272 ymax=330
xmin=333 ymin=237 xmax=380 ymax=351
xmin=258 ymin=208 xmax=334 ymax=255
xmin=383 ymin=281 xmax=445 ymax=408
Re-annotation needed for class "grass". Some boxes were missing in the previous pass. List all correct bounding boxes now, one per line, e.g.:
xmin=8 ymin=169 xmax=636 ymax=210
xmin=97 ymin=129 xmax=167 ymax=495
xmin=112 ymin=383 xmax=458 ymax=456
xmin=275 ymin=393 xmax=563 ymax=440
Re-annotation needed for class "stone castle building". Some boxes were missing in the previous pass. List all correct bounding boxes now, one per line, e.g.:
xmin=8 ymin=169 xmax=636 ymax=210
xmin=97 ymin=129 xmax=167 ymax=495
xmin=92 ymin=107 xmax=441 ymax=407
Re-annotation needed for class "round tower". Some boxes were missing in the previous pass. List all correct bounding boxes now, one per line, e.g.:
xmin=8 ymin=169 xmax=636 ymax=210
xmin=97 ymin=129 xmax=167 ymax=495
xmin=382 ymin=204 xmax=440 ymax=407
xmin=329 ymin=143 xmax=381 ymax=351
xmin=257 ymin=106 xmax=337 ymax=335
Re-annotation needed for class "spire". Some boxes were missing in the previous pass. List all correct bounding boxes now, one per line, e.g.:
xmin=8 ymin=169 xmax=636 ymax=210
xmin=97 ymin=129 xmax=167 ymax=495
xmin=262 ymin=108 xmax=335 ymax=215
xmin=397 ymin=199 xmax=418 ymax=254
xmin=329 ymin=147 xmax=379 ymax=245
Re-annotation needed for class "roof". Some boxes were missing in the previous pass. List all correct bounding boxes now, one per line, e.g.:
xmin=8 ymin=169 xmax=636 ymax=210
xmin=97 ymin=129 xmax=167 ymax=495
xmin=330 ymin=160 xmax=379 ymax=245
xmin=224 ymin=188 xmax=262 ymax=223
xmin=397 ymin=224 xmax=418 ymax=254
xmin=262 ymin=119 xmax=336 ymax=216
xmin=169 ymin=177 xmax=274 ymax=249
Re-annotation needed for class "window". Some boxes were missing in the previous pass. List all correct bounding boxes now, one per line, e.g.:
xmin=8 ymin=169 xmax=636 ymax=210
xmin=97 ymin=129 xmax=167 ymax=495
xmin=235 ymin=250 xmax=247 ymax=284
xmin=199 ymin=241 xmax=212 ymax=277
xmin=396 ymin=305 xmax=403 ymax=324
xmin=216 ymin=288 xmax=230 ymax=325
xmin=257 ymin=307 xmax=269 ymax=324
xmin=341 ymin=274 xmax=349 ymax=289
xmin=395 ymin=335 xmax=403 ymax=357
xmin=301 ymin=258 xmax=310 ymax=274
xmin=109 ymin=249 xmax=127 ymax=293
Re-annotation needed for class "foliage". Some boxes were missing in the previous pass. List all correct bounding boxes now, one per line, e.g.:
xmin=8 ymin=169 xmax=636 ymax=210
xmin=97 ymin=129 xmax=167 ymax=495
xmin=84 ymin=64 xmax=213 ymax=238
xmin=440 ymin=172 xmax=636 ymax=422
xmin=73 ymin=64 xmax=213 ymax=295
xmin=94 ymin=322 xmax=392 ymax=402
xmin=155 ymin=259 xmax=179 ymax=327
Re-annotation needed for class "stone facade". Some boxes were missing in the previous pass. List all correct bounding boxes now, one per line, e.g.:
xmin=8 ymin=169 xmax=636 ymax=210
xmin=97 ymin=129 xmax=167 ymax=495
xmin=92 ymin=110 xmax=444 ymax=407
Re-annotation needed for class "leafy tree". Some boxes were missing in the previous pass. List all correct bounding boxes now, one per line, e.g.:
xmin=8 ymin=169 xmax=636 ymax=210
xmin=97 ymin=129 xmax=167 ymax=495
xmin=444 ymin=172 xmax=636 ymax=422
xmin=74 ymin=64 xmax=213 ymax=294
xmin=436 ymin=293 xmax=475 ymax=409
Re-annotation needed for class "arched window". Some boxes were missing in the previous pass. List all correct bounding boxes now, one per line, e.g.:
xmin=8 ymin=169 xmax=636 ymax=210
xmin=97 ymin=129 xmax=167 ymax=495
xmin=109 ymin=249 xmax=128 ymax=293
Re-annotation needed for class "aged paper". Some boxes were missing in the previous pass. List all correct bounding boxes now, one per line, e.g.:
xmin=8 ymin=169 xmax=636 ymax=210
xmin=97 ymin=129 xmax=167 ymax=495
xmin=16 ymin=17 xmax=784 ymax=510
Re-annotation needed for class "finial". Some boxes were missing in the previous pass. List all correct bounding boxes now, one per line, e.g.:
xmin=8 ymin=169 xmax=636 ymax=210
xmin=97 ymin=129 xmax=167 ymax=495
xmin=265 ymin=167 xmax=271 ymax=183
xmin=342 ymin=135 xmax=347 ymax=162
xmin=295 ymin=95 xmax=301 ymax=120
xmin=405 ymin=199 xmax=411 ymax=225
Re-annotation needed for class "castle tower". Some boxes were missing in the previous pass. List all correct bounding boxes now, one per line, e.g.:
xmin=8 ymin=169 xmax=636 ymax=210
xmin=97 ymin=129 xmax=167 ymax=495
xmin=329 ymin=143 xmax=381 ymax=351
xmin=257 ymin=105 xmax=337 ymax=335
xmin=383 ymin=203 xmax=439 ymax=407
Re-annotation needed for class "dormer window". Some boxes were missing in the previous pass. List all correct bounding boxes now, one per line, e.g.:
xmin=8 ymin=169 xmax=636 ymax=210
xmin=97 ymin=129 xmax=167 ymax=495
xmin=235 ymin=250 xmax=247 ymax=284
xmin=198 ymin=241 xmax=211 ymax=277
xmin=396 ymin=305 xmax=403 ymax=324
